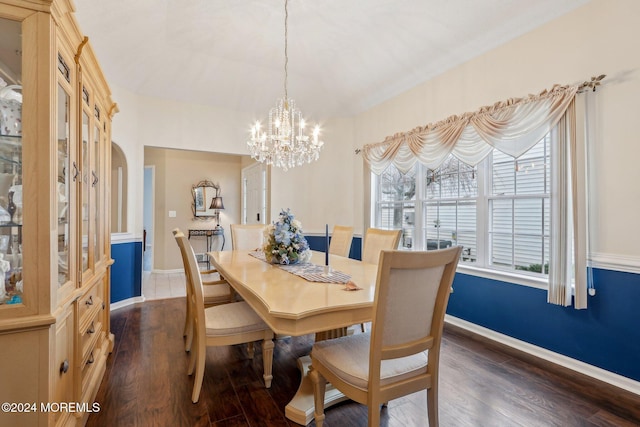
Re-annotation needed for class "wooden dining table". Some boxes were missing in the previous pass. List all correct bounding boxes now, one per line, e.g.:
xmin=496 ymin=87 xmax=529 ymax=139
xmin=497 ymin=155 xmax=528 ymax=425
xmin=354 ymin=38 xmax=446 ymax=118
xmin=208 ymin=249 xmax=379 ymax=425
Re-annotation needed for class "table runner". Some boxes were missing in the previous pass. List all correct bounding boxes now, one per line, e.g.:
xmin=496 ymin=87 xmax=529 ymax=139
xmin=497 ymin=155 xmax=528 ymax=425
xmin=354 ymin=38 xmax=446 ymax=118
xmin=249 ymin=251 xmax=351 ymax=284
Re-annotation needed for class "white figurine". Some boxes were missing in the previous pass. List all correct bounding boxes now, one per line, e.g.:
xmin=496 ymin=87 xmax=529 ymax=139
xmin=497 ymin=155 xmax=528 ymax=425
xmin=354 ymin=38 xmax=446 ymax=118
xmin=0 ymin=253 xmax=9 ymax=300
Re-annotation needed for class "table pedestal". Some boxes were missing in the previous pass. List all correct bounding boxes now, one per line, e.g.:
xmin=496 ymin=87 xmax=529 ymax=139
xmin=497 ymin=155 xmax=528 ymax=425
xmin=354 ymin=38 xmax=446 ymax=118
xmin=285 ymin=327 xmax=352 ymax=425
xmin=285 ymin=355 xmax=349 ymax=425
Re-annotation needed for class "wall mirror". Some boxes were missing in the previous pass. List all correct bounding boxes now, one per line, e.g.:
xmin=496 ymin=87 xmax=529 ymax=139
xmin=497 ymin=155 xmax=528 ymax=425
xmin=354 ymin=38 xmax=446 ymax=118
xmin=192 ymin=180 xmax=224 ymax=221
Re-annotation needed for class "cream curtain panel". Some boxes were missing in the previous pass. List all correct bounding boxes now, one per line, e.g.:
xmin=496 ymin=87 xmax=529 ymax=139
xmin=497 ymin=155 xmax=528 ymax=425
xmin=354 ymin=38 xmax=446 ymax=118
xmin=362 ymin=82 xmax=592 ymax=309
xmin=548 ymin=100 xmax=589 ymax=309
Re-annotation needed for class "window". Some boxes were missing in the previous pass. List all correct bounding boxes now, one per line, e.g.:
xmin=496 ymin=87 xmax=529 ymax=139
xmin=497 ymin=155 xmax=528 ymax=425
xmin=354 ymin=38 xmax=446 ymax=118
xmin=424 ymin=156 xmax=478 ymax=261
xmin=375 ymin=165 xmax=416 ymax=248
xmin=489 ymin=135 xmax=550 ymax=274
xmin=372 ymin=134 xmax=553 ymax=278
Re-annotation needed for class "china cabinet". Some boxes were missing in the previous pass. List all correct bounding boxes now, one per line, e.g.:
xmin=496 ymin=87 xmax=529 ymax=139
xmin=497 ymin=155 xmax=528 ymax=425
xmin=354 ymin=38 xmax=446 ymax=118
xmin=0 ymin=1 xmax=116 ymax=426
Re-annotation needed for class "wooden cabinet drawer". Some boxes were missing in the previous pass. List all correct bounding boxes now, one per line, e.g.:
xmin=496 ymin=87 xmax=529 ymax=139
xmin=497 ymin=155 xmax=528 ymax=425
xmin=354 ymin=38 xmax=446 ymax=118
xmin=80 ymin=316 xmax=102 ymax=368
xmin=78 ymin=280 xmax=104 ymax=325
xmin=80 ymin=338 xmax=106 ymax=400
xmin=80 ymin=346 xmax=98 ymax=397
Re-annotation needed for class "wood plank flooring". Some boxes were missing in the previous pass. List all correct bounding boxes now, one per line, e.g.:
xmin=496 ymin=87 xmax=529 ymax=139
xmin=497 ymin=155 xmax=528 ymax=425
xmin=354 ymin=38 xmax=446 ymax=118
xmin=87 ymin=298 xmax=640 ymax=427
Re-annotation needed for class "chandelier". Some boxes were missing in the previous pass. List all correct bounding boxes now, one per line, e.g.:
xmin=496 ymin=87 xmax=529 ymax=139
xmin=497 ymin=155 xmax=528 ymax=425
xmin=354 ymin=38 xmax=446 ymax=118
xmin=247 ymin=0 xmax=324 ymax=171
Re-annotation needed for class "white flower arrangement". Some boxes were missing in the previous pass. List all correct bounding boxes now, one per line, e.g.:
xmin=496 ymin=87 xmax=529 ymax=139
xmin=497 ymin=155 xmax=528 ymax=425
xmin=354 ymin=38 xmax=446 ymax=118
xmin=263 ymin=209 xmax=311 ymax=265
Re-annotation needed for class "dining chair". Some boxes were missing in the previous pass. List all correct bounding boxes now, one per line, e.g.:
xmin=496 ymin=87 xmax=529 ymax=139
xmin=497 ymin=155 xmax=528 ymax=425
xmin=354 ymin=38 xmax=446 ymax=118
xmin=176 ymin=233 xmax=275 ymax=403
xmin=328 ymin=225 xmax=354 ymax=257
xmin=358 ymin=228 xmax=402 ymax=332
xmin=230 ymin=224 xmax=265 ymax=250
xmin=362 ymin=228 xmax=402 ymax=264
xmin=309 ymin=246 xmax=462 ymax=427
xmin=173 ymin=229 xmax=234 ymax=352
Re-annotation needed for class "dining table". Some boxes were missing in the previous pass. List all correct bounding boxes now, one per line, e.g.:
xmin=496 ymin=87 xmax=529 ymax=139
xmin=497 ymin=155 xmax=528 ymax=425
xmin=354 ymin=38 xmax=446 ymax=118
xmin=208 ymin=249 xmax=379 ymax=425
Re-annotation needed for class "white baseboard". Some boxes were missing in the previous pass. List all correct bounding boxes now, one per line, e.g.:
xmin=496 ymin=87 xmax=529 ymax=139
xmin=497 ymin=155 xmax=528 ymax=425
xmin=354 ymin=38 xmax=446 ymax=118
xmin=147 ymin=268 xmax=183 ymax=274
xmin=445 ymin=314 xmax=640 ymax=396
xmin=111 ymin=296 xmax=145 ymax=311
xmin=590 ymin=252 xmax=640 ymax=274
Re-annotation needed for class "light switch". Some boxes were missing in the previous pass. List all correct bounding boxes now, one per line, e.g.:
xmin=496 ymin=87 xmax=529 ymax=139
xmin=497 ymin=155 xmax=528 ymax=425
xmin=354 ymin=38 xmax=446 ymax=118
xmin=168 ymin=210 xmax=176 ymax=218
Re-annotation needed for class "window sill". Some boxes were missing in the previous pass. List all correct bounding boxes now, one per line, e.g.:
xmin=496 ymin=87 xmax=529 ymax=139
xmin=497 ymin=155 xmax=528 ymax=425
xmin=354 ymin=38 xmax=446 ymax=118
xmin=456 ymin=263 xmax=548 ymax=290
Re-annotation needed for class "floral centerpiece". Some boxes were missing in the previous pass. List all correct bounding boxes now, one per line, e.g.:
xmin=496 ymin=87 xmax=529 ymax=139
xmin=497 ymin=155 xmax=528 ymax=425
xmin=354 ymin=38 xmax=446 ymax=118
xmin=263 ymin=209 xmax=311 ymax=265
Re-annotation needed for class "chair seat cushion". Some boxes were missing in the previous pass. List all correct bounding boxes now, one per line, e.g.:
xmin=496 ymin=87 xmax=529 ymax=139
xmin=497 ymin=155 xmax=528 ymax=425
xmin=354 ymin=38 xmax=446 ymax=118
xmin=203 ymin=282 xmax=232 ymax=304
xmin=204 ymin=301 xmax=268 ymax=336
xmin=311 ymin=333 xmax=428 ymax=390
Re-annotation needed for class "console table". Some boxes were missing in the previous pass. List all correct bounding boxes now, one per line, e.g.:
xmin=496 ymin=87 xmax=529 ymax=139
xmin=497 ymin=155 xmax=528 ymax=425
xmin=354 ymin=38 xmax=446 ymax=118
xmin=188 ymin=227 xmax=225 ymax=267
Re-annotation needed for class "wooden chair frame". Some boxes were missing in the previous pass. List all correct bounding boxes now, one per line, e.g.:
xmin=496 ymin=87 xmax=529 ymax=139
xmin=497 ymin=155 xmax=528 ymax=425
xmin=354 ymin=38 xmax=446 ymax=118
xmin=358 ymin=228 xmax=402 ymax=332
xmin=362 ymin=228 xmax=402 ymax=264
xmin=173 ymin=228 xmax=233 ymax=352
xmin=328 ymin=225 xmax=354 ymax=257
xmin=310 ymin=246 xmax=462 ymax=427
xmin=176 ymin=234 xmax=274 ymax=403
xmin=230 ymin=224 xmax=266 ymax=250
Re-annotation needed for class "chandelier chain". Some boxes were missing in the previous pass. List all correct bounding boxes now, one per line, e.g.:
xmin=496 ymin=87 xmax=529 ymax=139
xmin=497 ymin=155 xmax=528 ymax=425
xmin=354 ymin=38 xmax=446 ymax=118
xmin=284 ymin=0 xmax=288 ymax=101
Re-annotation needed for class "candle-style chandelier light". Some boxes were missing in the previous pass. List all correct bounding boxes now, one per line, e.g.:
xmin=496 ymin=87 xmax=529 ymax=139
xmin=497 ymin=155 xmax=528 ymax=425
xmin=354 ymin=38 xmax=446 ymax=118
xmin=246 ymin=0 xmax=324 ymax=171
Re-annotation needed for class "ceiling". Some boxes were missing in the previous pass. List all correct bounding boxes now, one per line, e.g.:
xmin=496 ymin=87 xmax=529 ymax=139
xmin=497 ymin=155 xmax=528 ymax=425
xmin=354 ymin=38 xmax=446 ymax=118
xmin=74 ymin=0 xmax=589 ymax=119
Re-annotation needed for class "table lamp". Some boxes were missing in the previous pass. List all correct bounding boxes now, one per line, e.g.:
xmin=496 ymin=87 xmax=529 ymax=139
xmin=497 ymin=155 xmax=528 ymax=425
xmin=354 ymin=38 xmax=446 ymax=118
xmin=210 ymin=196 xmax=225 ymax=228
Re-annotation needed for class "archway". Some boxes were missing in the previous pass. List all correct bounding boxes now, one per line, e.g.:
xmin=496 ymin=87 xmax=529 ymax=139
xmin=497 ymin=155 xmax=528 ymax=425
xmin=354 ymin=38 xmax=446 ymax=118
xmin=111 ymin=142 xmax=128 ymax=232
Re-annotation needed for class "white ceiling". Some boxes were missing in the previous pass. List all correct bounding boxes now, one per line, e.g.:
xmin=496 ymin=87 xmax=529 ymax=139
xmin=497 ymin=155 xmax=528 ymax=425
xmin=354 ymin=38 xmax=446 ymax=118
xmin=74 ymin=0 xmax=589 ymax=119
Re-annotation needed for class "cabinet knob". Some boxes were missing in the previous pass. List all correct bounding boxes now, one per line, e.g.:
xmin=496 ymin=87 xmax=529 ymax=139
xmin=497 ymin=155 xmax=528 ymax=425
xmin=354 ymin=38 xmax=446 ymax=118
xmin=91 ymin=170 xmax=99 ymax=187
xmin=85 ymin=296 xmax=93 ymax=306
xmin=87 ymin=353 xmax=94 ymax=365
xmin=87 ymin=322 xmax=95 ymax=334
xmin=60 ymin=359 xmax=69 ymax=374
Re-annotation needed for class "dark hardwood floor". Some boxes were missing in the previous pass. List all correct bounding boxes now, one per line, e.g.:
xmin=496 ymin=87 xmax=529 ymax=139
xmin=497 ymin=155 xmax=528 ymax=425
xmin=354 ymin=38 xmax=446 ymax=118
xmin=87 ymin=298 xmax=640 ymax=427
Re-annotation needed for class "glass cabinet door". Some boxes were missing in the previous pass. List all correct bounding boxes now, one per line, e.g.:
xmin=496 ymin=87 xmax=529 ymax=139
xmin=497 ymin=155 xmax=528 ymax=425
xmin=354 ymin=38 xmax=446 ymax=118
xmin=81 ymin=108 xmax=90 ymax=274
xmin=92 ymin=115 xmax=102 ymax=263
xmin=0 ymin=17 xmax=23 ymax=306
xmin=57 ymin=82 xmax=71 ymax=287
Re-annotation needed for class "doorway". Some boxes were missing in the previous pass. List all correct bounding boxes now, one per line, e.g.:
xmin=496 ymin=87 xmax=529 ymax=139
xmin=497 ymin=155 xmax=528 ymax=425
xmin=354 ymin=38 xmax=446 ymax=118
xmin=241 ymin=162 xmax=267 ymax=224
xmin=143 ymin=165 xmax=154 ymax=271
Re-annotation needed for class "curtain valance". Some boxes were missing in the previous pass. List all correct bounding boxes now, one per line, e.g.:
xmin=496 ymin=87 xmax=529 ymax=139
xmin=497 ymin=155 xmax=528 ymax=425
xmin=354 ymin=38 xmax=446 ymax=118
xmin=363 ymin=84 xmax=579 ymax=175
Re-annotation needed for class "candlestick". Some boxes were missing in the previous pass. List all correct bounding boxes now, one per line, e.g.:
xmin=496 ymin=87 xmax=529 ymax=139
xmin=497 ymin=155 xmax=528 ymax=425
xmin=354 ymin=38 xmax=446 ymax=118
xmin=325 ymin=224 xmax=329 ymax=266
xmin=323 ymin=224 xmax=332 ymax=276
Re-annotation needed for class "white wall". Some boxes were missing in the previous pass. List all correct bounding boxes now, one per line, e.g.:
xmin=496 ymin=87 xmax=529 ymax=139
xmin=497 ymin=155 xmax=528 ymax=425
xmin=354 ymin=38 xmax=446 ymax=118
xmin=111 ymin=0 xmax=640 ymax=263
xmin=110 ymin=87 xmax=256 ymax=239
xmin=269 ymin=117 xmax=357 ymax=234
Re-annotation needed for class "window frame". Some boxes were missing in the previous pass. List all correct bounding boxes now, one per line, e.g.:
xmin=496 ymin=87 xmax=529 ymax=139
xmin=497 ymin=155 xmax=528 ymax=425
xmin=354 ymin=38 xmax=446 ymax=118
xmin=371 ymin=135 xmax=556 ymax=290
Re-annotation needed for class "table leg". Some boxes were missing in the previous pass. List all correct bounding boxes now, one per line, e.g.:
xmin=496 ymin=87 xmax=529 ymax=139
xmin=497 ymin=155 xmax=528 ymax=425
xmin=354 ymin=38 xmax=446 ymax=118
xmin=285 ymin=355 xmax=348 ymax=425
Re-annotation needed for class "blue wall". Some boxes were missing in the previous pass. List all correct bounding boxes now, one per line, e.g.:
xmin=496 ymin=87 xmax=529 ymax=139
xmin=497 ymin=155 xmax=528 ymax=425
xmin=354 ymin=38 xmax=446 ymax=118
xmin=108 ymin=235 xmax=360 ymax=305
xmin=110 ymin=241 xmax=143 ymax=303
xmin=448 ymin=268 xmax=640 ymax=382
xmin=306 ymin=235 xmax=362 ymax=261
xmin=109 ymin=234 xmax=640 ymax=384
